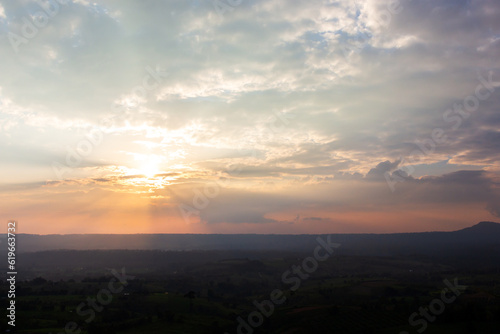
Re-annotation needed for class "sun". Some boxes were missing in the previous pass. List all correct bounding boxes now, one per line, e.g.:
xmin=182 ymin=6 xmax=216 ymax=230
xmin=137 ymin=155 xmax=162 ymax=178
xmin=140 ymin=163 xmax=160 ymax=178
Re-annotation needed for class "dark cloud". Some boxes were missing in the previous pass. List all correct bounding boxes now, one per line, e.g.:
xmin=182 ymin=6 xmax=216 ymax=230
xmin=419 ymin=170 xmax=488 ymax=185
xmin=366 ymin=160 xmax=401 ymax=180
xmin=487 ymin=202 xmax=500 ymax=218
xmin=304 ymin=217 xmax=323 ymax=221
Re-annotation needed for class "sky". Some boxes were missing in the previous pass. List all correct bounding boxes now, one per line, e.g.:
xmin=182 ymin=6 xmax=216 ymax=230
xmin=1 ymin=0 xmax=499 ymax=234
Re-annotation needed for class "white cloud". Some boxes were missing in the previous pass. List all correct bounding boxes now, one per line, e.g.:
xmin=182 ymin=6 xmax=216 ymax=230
xmin=1 ymin=0 xmax=500 ymax=230
xmin=0 ymin=4 xmax=6 ymax=19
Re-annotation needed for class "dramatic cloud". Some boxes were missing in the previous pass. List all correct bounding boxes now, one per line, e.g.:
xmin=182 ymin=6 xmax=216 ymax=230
xmin=1 ymin=0 xmax=499 ymax=233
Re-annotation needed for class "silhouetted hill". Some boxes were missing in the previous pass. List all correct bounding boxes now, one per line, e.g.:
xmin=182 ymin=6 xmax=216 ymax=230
xmin=1 ymin=222 xmax=499 ymax=268
xmin=454 ymin=221 xmax=500 ymax=236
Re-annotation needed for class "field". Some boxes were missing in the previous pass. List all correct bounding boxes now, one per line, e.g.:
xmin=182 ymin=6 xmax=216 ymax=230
xmin=2 ymin=250 xmax=500 ymax=333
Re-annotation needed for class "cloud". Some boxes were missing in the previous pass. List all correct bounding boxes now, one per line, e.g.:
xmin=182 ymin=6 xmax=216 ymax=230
xmin=303 ymin=216 xmax=323 ymax=221
xmin=366 ymin=160 xmax=401 ymax=180
xmin=196 ymin=190 xmax=284 ymax=225
xmin=1 ymin=0 xmax=500 ymax=232
xmin=486 ymin=201 xmax=500 ymax=218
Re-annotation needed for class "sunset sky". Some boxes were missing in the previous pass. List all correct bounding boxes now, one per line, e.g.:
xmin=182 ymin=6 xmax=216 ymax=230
xmin=1 ymin=0 xmax=499 ymax=234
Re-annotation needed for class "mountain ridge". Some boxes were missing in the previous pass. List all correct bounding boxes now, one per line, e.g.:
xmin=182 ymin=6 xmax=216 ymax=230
xmin=1 ymin=221 xmax=499 ymax=254
xmin=10 ymin=221 xmax=500 ymax=236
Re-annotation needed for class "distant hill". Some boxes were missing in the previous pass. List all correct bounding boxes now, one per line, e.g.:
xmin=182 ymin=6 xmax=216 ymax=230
xmin=1 ymin=221 xmax=499 ymax=254
xmin=1 ymin=221 xmax=499 ymax=269
xmin=454 ymin=220 xmax=500 ymax=235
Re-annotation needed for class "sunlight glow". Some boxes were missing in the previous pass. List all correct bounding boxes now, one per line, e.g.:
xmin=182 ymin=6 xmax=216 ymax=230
xmin=136 ymin=155 xmax=163 ymax=178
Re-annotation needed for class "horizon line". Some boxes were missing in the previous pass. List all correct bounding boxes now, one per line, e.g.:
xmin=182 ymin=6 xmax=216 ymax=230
xmin=5 ymin=221 xmax=499 ymax=236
